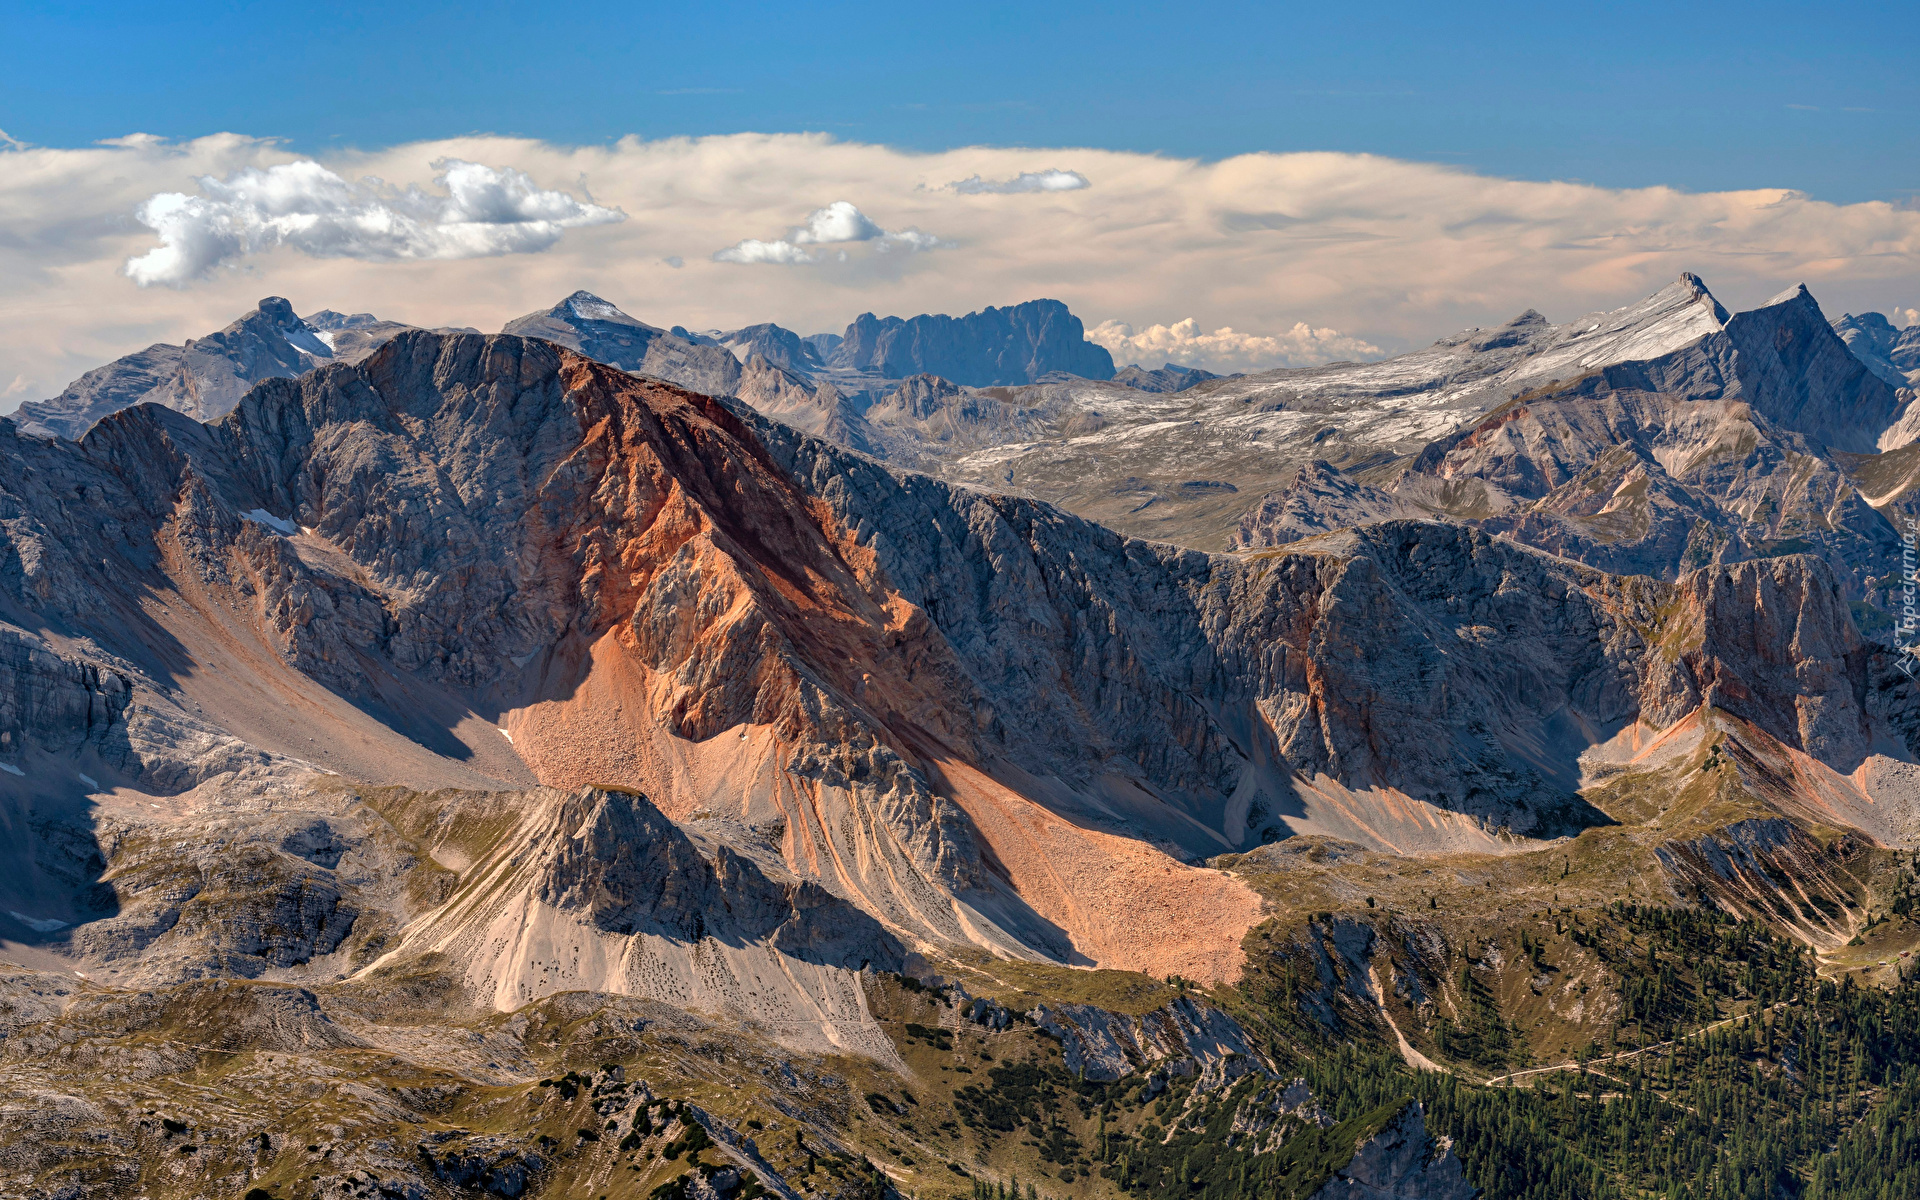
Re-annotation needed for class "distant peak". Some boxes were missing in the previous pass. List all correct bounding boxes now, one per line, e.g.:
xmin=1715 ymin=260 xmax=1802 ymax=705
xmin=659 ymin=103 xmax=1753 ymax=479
xmin=561 ymin=291 xmax=630 ymax=321
xmin=1835 ymin=311 xmax=1897 ymax=333
xmin=256 ymin=296 xmax=297 ymax=325
xmin=1668 ymin=272 xmax=1730 ymax=326
xmin=1762 ymin=282 xmax=1814 ymax=309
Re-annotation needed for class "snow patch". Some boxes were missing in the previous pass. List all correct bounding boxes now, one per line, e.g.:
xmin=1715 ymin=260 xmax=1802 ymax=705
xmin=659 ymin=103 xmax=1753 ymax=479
xmin=0 ymin=763 xmax=23 ymax=777
xmin=568 ymin=295 xmax=628 ymax=321
xmin=7 ymin=910 xmax=67 ymax=933
xmin=77 ymin=772 xmax=99 ymax=789
xmin=280 ymin=324 xmax=334 ymax=358
xmin=241 ymin=508 xmax=300 ymax=536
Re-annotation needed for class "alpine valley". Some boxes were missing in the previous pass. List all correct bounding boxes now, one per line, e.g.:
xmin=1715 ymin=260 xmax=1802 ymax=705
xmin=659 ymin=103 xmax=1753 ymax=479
xmin=7 ymin=276 xmax=1920 ymax=1200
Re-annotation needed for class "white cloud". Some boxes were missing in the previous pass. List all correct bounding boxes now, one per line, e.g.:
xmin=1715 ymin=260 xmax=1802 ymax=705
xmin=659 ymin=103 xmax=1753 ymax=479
xmin=1089 ymin=318 xmax=1384 ymax=372
xmin=7 ymin=131 xmax=1920 ymax=415
xmin=714 ymin=199 xmax=944 ymax=265
xmin=3 ymin=374 xmax=29 ymax=398
xmin=949 ymin=169 xmax=1088 ymax=194
xmin=123 ymin=158 xmax=625 ymax=287
xmin=792 ymin=200 xmax=883 ymax=244
xmin=1898 ymin=307 xmax=1920 ymax=328
xmin=714 ymin=238 xmax=816 ymax=265
xmin=877 ymin=228 xmax=944 ymax=252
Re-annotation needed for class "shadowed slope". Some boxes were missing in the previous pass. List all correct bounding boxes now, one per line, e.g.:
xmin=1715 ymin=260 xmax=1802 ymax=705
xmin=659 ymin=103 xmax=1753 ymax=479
xmin=5 ymin=330 xmax=1919 ymax=992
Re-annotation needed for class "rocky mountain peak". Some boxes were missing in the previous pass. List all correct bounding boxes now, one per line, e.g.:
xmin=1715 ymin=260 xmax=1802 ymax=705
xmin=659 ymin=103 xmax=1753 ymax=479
xmin=831 ymin=297 xmax=1117 ymax=385
xmin=1674 ymin=270 xmax=1730 ymax=321
xmin=12 ymin=296 xmax=341 ymax=439
xmin=1833 ymin=309 xmax=1920 ymax=388
xmin=502 ymin=291 xmax=742 ymax=395
xmin=1112 ymin=362 xmax=1222 ymax=392
xmin=1467 ymin=309 xmax=1551 ymax=351
xmin=303 ymin=308 xmax=385 ymax=331
xmin=1721 ymin=280 xmax=1904 ymax=452
xmin=877 ymin=373 xmax=969 ymax=420
xmin=721 ymin=322 xmax=826 ymax=373
xmin=254 ymin=295 xmax=299 ymax=325
xmin=564 ymin=289 xmax=648 ymax=325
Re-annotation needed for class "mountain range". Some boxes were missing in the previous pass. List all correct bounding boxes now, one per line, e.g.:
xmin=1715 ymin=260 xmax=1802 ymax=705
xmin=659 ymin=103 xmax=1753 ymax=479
xmin=5 ymin=273 xmax=1920 ymax=1200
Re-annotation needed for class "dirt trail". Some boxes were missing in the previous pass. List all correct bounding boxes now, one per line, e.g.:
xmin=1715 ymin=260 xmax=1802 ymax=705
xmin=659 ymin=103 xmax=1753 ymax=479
xmin=1485 ymin=1002 xmax=1790 ymax=1087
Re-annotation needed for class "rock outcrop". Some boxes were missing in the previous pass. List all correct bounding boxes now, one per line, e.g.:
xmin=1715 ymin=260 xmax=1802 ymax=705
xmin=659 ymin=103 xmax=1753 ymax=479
xmin=1112 ymin=362 xmax=1221 ymax=393
xmin=1309 ymin=1101 xmax=1477 ymax=1200
xmin=1026 ymin=993 xmax=1266 ymax=1082
xmin=830 ymin=299 xmax=1116 ymax=385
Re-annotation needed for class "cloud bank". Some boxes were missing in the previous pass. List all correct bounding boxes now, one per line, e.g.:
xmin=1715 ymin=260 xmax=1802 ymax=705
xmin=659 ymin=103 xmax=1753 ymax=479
xmin=124 ymin=158 xmax=624 ymax=287
xmin=949 ymin=169 xmax=1089 ymax=194
xmin=1088 ymin=318 xmax=1383 ymax=371
xmin=5 ymin=131 xmax=1920 ymax=407
xmin=714 ymin=200 xmax=943 ymax=264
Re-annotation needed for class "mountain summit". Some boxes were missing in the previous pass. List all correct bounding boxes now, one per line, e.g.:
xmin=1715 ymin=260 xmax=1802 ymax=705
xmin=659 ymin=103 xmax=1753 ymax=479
xmin=829 ymin=297 xmax=1116 ymax=385
xmin=500 ymin=290 xmax=745 ymax=396
xmin=15 ymin=297 xmax=338 ymax=439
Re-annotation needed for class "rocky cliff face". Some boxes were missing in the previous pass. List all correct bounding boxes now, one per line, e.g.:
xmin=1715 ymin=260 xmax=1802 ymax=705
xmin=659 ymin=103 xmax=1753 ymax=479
xmin=3 ymin=330 xmax=1915 ymax=991
xmin=1233 ymin=284 xmax=1914 ymax=609
xmin=1719 ymin=285 xmax=1907 ymax=454
xmin=1308 ymin=1101 xmax=1477 ymax=1200
xmin=728 ymin=355 xmax=872 ymax=452
xmin=830 ymin=298 xmax=1116 ymax=385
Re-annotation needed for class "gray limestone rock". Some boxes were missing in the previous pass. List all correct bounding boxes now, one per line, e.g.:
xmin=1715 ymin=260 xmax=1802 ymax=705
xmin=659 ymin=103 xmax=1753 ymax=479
xmin=502 ymin=291 xmax=743 ymax=396
xmin=721 ymin=323 xmax=827 ymax=374
xmin=1233 ymin=285 xmax=1912 ymax=608
xmin=536 ymin=786 xmax=905 ymax=972
xmin=1833 ymin=310 xmax=1920 ymax=389
xmin=830 ymin=298 xmax=1115 ymax=385
xmin=1112 ymin=363 xmax=1223 ymax=393
xmin=1309 ymin=1101 xmax=1478 ymax=1200
xmin=15 ymin=298 xmax=341 ymax=439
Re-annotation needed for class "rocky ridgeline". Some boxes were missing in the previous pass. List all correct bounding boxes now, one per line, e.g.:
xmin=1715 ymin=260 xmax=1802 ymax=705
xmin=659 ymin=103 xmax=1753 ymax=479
xmin=3 ymin=332 xmax=1916 ymax=977
xmin=1232 ymin=282 xmax=1916 ymax=614
xmin=6 ymin=280 xmax=1920 ymax=1200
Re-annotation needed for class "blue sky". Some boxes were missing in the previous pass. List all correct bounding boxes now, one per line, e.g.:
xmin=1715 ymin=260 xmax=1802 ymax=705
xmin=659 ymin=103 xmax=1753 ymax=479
xmin=5 ymin=0 xmax=1916 ymax=203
